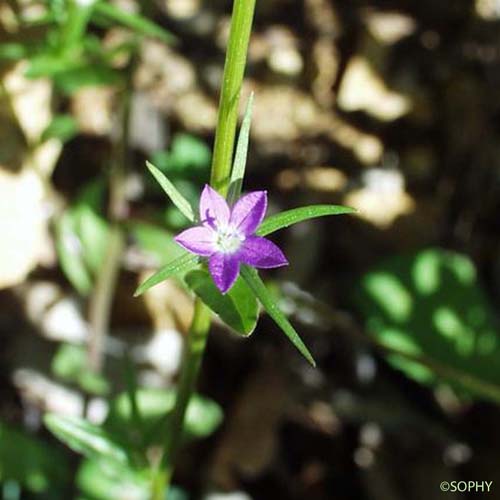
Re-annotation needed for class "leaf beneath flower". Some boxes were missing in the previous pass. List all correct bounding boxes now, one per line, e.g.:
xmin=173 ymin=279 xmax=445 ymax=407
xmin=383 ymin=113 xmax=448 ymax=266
xmin=134 ymin=252 xmax=199 ymax=296
xmin=186 ymin=269 xmax=258 ymax=336
xmin=240 ymin=266 xmax=316 ymax=366
xmin=146 ymin=161 xmax=195 ymax=222
xmin=256 ymin=204 xmax=356 ymax=236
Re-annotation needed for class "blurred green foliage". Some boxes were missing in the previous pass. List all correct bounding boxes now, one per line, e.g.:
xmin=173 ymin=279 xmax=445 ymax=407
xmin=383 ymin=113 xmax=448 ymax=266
xmin=0 ymin=422 xmax=70 ymax=496
xmin=354 ymin=248 xmax=500 ymax=402
xmin=106 ymin=387 xmax=223 ymax=447
xmin=150 ymin=134 xmax=212 ymax=229
xmin=1 ymin=0 xmax=174 ymax=94
xmin=55 ymin=179 xmax=109 ymax=295
xmin=52 ymin=343 xmax=110 ymax=395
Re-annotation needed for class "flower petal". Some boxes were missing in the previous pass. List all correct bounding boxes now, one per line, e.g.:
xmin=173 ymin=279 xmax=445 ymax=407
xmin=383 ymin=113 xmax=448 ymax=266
xmin=239 ymin=236 xmax=288 ymax=268
xmin=209 ymin=252 xmax=240 ymax=293
xmin=230 ymin=190 xmax=267 ymax=235
xmin=199 ymin=185 xmax=230 ymax=229
xmin=174 ymin=226 xmax=216 ymax=256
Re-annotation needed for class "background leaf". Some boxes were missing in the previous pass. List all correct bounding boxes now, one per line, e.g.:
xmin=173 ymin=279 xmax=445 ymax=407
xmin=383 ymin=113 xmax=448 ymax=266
xmin=186 ymin=269 xmax=258 ymax=336
xmin=55 ymin=179 xmax=109 ymax=294
xmin=94 ymin=2 xmax=176 ymax=44
xmin=55 ymin=212 xmax=93 ymax=295
xmin=0 ymin=421 xmax=70 ymax=494
xmin=353 ymin=248 xmax=500 ymax=402
xmin=105 ymin=388 xmax=223 ymax=447
xmin=42 ymin=114 xmax=79 ymax=142
xmin=76 ymin=457 xmax=150 ymax=500
xmin=129 ymin=222 xmax=185 ymax=266
xmin=44 ymin=414 xmax=128 ymax=464
xmin=53 ymin=64 xmax=123 ymax=94
xmin=151 ymin=134 xmax=211 ymax=179
xmin=51 ymin=343 xmax=110 ymax=395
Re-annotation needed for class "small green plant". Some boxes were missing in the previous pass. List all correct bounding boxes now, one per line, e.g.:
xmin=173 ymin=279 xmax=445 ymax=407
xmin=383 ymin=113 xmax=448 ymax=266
xmin=38 ymin=1 xmax=354 ymax=498
xmin=132 ymin=0 xmax=355 ymax=494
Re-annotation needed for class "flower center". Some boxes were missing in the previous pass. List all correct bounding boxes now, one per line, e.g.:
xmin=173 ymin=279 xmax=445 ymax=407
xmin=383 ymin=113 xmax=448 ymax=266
xmin=214 ymin=225 xmax=245 ymax=254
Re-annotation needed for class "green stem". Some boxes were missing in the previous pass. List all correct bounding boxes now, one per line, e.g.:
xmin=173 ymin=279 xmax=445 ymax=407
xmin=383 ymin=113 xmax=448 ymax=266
xmin=210 ymin=0 xmax=256 ymax=195
xmin=60 ymin=0 xmax=95 ymax=56
xmin=152 ymin=300 xmax=212 ymax=499
xmin=87 ymin=225 xmax=124 ymax=372
xmin=153 ymin=0 xmax=256 ymax=497
xmin=87 ymin=69 xmax=132 ymax=373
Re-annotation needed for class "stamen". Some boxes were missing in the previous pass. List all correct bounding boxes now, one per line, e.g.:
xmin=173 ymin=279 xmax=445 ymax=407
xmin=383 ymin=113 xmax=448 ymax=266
xmin=214 ymin=225 xmax=245 ymax=254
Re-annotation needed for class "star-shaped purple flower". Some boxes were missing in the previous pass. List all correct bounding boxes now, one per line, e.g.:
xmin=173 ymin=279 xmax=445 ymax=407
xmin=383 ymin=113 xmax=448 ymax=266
xmin=175 ymin=185 xmax=288 ymax=293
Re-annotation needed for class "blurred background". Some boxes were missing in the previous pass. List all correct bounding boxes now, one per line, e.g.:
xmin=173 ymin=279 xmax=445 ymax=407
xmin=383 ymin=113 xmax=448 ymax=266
xmin=1 ymin=0 xmax=500 ymax=498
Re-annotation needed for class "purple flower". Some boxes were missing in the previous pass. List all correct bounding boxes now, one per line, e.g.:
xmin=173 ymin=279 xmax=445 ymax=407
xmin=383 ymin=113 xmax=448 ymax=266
xmin=175 ymin=185 xmax=288 ymax=293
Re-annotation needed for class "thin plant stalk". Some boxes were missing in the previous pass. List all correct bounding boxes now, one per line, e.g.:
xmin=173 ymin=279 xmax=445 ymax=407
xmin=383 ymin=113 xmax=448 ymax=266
xmin=87 ymin=70 xmax=132 ymax=372
xmin=210 ymin=0 xmax=256 ymax=195
xmin=152 ymin=0 xmax=257 ymax=497
xmin=151 ymin=300 xmax=211 ymax=498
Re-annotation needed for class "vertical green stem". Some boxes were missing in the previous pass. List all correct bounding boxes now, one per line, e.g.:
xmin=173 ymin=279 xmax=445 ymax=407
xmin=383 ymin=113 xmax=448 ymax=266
xmin=153 ymin=0 xmax=256 ymax=497
xmin=87 ymin=70 xmax=132 ymax=372
xmin=152 ymin=300 xmax=212 ymax=499
xmin=210 ymin=0 xmax=256 ymax=195
xmin=87 ymin=225 xmax=124 ymax=372
xmin=60 ymin=0 xmax=95 ymax=56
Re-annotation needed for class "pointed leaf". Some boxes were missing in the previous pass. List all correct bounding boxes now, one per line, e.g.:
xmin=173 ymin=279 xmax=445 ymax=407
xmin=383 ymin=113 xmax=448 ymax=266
xmin=185 ymin=269 xmax=258 ymax=336
xmin=228 ymin=93 xmax=254 ymax=205
xmin=94 ymin=2 xmax=177 ymax=44
xmin=256 ymin=205 xmax=356 ymax=236
xmin=55 ymin=211 xmax=93 ymax=296
xmin=44 ymin=414 xmax=128 ymax=464
xmin=240 ymin=266 xmax=316 ymax=366
xmin=146 ymin=161 xmax=195 ymax=222
xmin=78 ymin=205 xmax=110 ymax=274
xmin=134 ymin=252 xmax=199 ymax=296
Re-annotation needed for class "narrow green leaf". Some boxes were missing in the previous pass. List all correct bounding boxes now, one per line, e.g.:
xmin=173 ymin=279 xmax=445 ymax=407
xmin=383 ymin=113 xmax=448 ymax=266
xmin=185 ymin=269 xmax=258 ymax=336
xmin=55 ymin=212 xmax=93 ymax=296
xmin=146 ymin=161 xmax=195 ymax=222
xmin=134 ymin=252 xmax=199 ymax=296
xmin=94 ymin=2 xmax=177 ymax=44
xmin=256 ymin=205 xmax=356 ymax=237
xmin=78 ymin=205 xmax=110 ymax=274
xmin=240 ymin=266 xmax=316 ymax=366
xmin=227 ymin=93 xmax=254 ymax=205
xmin=44 ymin=414 xmax=128 ymax=464
xmin=54 ymin=64 xmax=123 ymax=94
